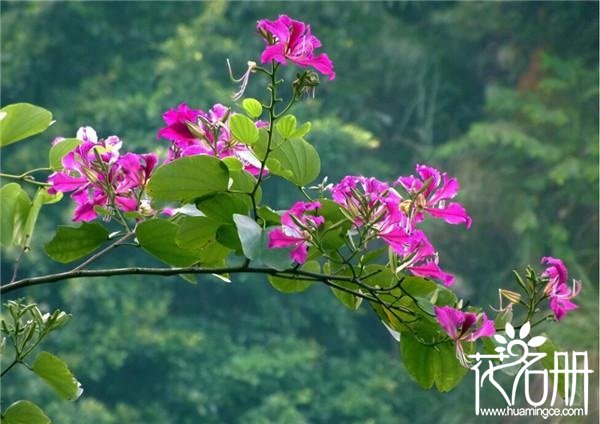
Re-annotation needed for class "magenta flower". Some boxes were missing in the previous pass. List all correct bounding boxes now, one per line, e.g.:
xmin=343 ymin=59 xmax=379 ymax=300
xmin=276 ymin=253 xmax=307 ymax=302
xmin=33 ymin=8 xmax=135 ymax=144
xmin=329 ymin=175 xmax=456 ymax=286
xmin=48 ymin=127 xmax=157 ymax=222
xmin=395 ymin=164 xmax=472 ymax=228
xmin=384 ymin=228 xmax=455 ymax=286
xmin=267 ymin=201 xmax=324 ymax=264
xmin=435 ymin=305 xmax=495 ymax=366
xmin=157 ymin=103 xmax=264 ymax=176
xmin=330 ymin=175 xmax=401 ymax=227
xmin=541 ymin=256 xmax=581 ymax=320
xmin=540 ymin=256 xmax=568 ymax=286
xmin=257 ymin=15 xmax=335 ymax=80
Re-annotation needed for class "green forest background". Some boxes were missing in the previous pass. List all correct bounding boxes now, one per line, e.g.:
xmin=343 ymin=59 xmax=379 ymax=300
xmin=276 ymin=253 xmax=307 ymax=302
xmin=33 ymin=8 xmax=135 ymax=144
xmin=1 ymin=2 xmax=598 ymax=423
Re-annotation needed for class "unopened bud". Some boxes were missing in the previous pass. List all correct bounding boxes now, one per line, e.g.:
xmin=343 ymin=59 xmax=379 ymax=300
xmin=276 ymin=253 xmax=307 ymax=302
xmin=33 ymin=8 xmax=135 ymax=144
xmin=500 ymin=289 xmax=521 ymax=304
xmin=186 ymin=120 xmax=206 ymax=140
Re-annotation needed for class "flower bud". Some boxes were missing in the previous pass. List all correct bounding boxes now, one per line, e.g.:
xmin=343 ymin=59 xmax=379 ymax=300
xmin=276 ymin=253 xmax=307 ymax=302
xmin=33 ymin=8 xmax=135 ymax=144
xmin=500 ymin=289 xmax=521 ymax=304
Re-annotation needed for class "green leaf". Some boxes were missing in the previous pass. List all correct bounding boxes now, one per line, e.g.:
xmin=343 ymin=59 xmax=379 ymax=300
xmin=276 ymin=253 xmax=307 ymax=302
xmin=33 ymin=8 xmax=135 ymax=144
xmin=31 ymin=351 xmax=83 ymax=401
xmin=256 ymin=136 xmax=321 ymax=186
xmin=362 ymin=264 xmax=396 ymax=289
xmin=175 ymin=216 xmax=221 ymax=251
xmin=257 ymin=205 xmax=281 ymax=226
xmin=174 ymin=217 xmax=232 ymax=266
xmin=233 ymin=214 xmax=292 ymax=270
xmin=268 ymin=261 xmax=320 ymax=293
xmin=331 ymin=280 xmax=363 ymax=310
xmin=242 ymin=98 xmax=263 ymax=118
xmin=49 ymin=138 xmax=81 ymax=170
xmin=233 ymin=214 xmax=262 ymax=260
xmin=146 ymin=155 xmax=229 ymax=203
xmin=276 ymin=115 xmax=297 ymax=138
xmin=216 ymin=224 xmax=242 ymax=251
xmin=290 ymin=122 xmax=311 ymax=138
xmin=196 ymin=193 xmax=250 ymax=224
xmin=400 ymin=334 xmax=468 ymax=391
xmin=21 ymin=188 xmax=62 ymax=250
xmin=222 ymin=156 xmax=243 ymax=172
xmin=0 ymin=183 xmax=31 ymax=247
xmin=229 ymin=169 xmax=262 ymax=204
xmin=0 ymin=103 xmax=53 ymax=147
xmin=323 ymin=262 xmax=363 ymax=310
xmin=2 ymin=400 xmax=50 ymax=424
xmin=44 ymin=222 xmax=108 ymax=263
xmin=230 ymin=114 xmax=259 ymax=145
xmin=136 ymin=219 xmax=201 ymax=267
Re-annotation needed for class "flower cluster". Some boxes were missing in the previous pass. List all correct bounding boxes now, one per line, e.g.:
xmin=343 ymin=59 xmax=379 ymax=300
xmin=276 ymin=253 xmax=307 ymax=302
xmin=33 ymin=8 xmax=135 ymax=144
xmin=257 ymin=15 xmax=335 ymax=80
xmin=541 ymin=256 xmax=581 ymax=320
xmin=329 ymin=165 xmax=471 ymax=286
xmin=157 ymin=102 xmax=264 ymax=175
xmin=434 ymin=305 xmax=495 ymax=367
xmin=267 ymin=201 xmax=324 ymax=264
xmin=266 ymin=165 xmax=471 ymax=285
xmin=48 ymin=127 xmax=157 ymax=222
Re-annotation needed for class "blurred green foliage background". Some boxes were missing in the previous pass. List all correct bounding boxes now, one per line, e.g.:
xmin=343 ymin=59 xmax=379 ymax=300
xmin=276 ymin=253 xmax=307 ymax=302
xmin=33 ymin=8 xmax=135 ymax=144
xmin=1 ymin=2 xmax=598 ymax=422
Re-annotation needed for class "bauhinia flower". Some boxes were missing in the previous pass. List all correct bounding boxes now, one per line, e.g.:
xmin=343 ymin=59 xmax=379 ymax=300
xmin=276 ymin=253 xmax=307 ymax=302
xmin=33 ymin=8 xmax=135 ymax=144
xmin=395 ymin=164 xmax=472 ymax=228
xmin=267 ymin=201 xmax=324 ymax=264
xmin=434 ymin=305 xmax=496 ymax=367
xmin=157 ymin=103 xmax=263 ymax=175
xmin=48 ymin=127 xmax=157 ymax=222
xmin=541 ymin=256 xmax=582 ymax=320
xmin=329 ymin=175 xmax=456 ymax=285
xmin=257 ymin=15 xmax=335 ymax=80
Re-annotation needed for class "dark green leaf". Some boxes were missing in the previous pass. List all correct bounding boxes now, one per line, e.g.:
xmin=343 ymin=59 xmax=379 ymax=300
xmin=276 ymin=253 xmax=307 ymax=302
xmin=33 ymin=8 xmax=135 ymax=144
xmin=146 ymin=155 xmax=229 ymax=203
xmin=31 ymin=351 xmax=83 ymax=400
xmin=44 ymin=222 xmax=108 ymax=263
xmin=3 ymin=400 xmax=50 ymax=424
xmin=0 ymin=103 xmax=53 ymax=147
xmin=174 ymin=217 xmax=232 ymax=267
xmin=196 ymin=193 xmax=250 ymax=224
xmin=175 ymin=216 xmax=221 ymax=251
xmin=216 ymin=224 xmax=242 ymax=251
xmin=48 ymin=138 xmax=81 ymax=170
xmin=400 ymin=334 xmax=468 ymax=392
xmin=268 ymin=261 xmax=319 ymax=293
xmin=257 ymin=205 xmax=281 ymax=226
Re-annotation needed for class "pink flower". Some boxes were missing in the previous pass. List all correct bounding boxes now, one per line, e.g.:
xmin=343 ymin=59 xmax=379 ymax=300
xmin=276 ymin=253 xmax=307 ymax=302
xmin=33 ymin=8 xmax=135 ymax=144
xmin=257 ymin=15 xmax=335 ymax=80
xmin=267 ymin=201 xmax=324 ymax=264
xmin=540 ymin=256 xmax=568 ymax=286
xmin=157 ymin=103 xmax=264 ymax=176
xmin=157 ymin=103 xmax=203 ymax=146
xmin=541 ymin=256 xmax=581 ymax=320
xmin=435 ymin=305 xmax=495 ymax=367
xmin=48 ymin=127 xmax=157 ymax=222
xmin=395 ymin=164 xmax=472 ymax=228
xmin=385 ymin=228 xmax=455 ymax=286
xmin=330 ymin=175 xmax=401 ymax=227
xmin=329 ymin=175 xmax=455 ymax=285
